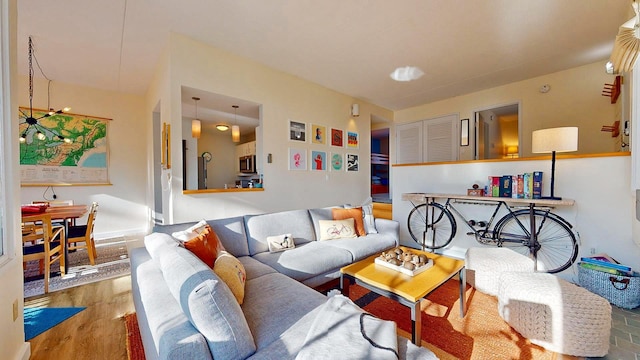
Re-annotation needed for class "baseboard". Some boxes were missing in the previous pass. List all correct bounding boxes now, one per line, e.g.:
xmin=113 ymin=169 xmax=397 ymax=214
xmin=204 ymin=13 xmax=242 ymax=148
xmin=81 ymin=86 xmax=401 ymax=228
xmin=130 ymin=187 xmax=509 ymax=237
xmin=16 ymin=342 xmax=30 ymax=360
xmin=95 ymin=227 xmax=147 ymax=241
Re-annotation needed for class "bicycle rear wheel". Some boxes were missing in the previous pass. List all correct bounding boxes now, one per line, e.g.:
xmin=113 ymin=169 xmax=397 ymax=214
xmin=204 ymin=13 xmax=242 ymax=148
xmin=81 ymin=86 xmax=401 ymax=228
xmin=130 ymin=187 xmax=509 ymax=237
xmin=495 ymin=209 xmax=578 ymax=273
xmin=407 ymin=203 xmax=456 ymax=250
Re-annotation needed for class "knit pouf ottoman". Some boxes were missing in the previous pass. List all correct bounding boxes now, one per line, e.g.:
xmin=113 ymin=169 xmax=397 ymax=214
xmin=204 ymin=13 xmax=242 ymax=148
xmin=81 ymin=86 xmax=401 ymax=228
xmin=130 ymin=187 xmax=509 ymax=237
xmin=464 ymin=247 xmax=535 ymax=296
xmin=497 ymin=272 xmax=611 ymax=357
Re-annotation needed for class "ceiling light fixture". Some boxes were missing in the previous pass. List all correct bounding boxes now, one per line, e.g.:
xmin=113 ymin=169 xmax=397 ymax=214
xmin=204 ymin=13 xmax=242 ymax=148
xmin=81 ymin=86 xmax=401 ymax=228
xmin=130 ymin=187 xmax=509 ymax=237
xmin=216 ymin=124 xmax=229 ymax=131
xmin=609 ymin=1 xmax=640 ymax=72
xmin=19 ymin=36 xmax=72 ymax=144
xmin=191 ymin=96 xmax=201 ymax=139
xmin=390 ymin=66 xmax=424 ymax=82
xmin=232 ymin=105 xmax=240 ymax=143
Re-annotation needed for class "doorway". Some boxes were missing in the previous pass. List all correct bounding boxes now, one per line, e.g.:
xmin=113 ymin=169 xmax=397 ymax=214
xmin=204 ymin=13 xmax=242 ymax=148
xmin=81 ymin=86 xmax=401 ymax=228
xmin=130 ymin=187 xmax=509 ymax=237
xmin=371 ymin=128 xmax=390 ymax=203
xmin=474 ymin=103 xmax=520 ymax=160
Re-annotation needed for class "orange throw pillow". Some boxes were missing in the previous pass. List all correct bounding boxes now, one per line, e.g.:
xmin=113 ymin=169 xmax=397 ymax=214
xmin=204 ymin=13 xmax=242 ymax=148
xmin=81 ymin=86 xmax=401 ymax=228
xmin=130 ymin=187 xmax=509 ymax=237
xmin=184 ymin=224 xmax=221 ymax=268
xmin=332 ymin=207 xmax=366 ymax=236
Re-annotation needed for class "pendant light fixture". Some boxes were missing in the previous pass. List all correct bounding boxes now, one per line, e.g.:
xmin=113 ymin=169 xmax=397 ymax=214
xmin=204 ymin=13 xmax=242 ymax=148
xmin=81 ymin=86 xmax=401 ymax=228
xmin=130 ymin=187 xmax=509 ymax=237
xmin=191 ymin=96 xmax=201 ymax=139
xmin=19 ymin=36 xmax=72 ymax=144
xmin=232 ymin=105 xmax=240 ymax=143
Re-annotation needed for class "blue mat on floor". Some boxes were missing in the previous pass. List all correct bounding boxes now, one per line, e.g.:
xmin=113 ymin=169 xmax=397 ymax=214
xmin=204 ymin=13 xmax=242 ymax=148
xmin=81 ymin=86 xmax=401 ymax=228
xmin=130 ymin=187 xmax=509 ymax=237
xmin=24 ymin=307 xmax=86 ymax=341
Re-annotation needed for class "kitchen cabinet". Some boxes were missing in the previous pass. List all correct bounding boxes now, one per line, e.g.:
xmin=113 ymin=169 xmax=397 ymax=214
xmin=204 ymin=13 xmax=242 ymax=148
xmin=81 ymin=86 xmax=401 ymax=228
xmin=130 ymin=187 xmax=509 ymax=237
xmin=235 ymin=141 xmax=256 ymax=157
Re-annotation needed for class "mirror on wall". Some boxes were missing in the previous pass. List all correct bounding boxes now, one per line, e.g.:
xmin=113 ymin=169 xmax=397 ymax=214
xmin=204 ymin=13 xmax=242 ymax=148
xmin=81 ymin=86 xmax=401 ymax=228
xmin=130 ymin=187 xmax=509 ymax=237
xmin=181 ymin=87 xmax=261 ymax=190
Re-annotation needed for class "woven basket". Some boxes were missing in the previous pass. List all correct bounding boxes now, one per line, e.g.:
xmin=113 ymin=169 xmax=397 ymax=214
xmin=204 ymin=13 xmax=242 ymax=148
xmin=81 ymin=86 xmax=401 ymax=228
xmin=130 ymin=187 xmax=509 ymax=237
xmin=578 ymin=266 xmax=640 ymax=309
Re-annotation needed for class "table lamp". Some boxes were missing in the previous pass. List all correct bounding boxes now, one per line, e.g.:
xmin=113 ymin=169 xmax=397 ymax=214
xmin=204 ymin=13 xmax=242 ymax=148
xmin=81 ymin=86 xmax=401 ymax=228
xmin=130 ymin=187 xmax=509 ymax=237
xmin=531 ymin=127 xmax=578 ymax=200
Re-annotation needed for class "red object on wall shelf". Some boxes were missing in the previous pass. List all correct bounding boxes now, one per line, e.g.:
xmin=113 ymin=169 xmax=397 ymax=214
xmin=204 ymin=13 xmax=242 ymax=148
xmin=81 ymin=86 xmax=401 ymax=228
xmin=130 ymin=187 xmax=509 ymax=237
xmin=602 ymin=75 xmax=622 ymax=104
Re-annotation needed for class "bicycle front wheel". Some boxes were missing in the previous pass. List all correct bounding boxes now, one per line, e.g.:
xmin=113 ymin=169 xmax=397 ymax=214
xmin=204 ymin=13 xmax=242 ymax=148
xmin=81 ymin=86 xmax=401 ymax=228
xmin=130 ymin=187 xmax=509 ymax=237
xmin=407 ymin=203 xmax=456 ymax=250
xmin=495 ymin=209 xmax=578 ymax=273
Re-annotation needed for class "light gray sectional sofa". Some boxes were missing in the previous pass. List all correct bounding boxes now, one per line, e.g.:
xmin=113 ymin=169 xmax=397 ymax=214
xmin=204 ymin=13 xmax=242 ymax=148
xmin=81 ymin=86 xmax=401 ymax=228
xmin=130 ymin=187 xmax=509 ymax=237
xmin=130 ymin=207 xmax=438 ymax=360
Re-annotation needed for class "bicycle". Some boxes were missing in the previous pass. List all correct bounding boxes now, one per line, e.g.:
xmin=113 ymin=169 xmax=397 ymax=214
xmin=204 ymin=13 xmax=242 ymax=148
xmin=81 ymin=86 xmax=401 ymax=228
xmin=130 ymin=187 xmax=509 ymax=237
xmin=405 ymin=194 xmax=578 ymax=273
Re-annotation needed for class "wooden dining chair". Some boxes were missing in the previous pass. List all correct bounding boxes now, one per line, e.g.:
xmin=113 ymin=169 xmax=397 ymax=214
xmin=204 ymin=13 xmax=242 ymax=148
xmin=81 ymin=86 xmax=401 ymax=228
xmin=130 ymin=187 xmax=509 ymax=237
xmin=67 ymin=202 xmax=98 ymax=265
xmin=22 ymin=214 xmax=66 ymax=294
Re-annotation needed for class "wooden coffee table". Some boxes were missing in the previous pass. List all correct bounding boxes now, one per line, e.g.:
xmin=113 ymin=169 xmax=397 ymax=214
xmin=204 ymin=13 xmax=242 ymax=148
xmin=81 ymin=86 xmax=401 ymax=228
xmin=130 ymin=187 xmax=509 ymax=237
xmin=340 ymin=246 xmax=466 ymax=345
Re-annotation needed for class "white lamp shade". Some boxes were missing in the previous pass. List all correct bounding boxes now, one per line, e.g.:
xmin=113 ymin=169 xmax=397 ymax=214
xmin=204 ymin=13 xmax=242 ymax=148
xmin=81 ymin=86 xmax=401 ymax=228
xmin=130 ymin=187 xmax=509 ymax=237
xmin=192 ymin=119 xmax=201 ymax=139
xmin=232 ymin=125 xmax=240 ymax=142
xmin=531 ymin=127 xmax=578 ymax=153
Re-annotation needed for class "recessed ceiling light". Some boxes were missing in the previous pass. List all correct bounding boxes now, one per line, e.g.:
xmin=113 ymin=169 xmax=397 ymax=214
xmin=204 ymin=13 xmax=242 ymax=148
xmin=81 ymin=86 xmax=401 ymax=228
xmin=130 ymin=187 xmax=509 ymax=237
xmin=390 ymin=66 xmax=424 ymax=82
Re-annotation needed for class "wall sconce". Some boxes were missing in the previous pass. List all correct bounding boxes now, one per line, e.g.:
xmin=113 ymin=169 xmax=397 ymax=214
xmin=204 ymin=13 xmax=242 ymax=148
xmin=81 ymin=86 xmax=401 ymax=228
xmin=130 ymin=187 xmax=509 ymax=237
xmin=351 ymin=104 xmax=359 ymax=117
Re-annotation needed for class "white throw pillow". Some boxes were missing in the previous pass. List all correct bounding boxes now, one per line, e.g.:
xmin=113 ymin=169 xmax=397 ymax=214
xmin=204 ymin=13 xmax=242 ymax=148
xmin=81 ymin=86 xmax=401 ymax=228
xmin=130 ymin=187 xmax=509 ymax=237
xmin=267 ymin=233 xmax=295 ymax=252
xmin=171 ymin=219 xmax=207 ymax=241
xmin=318 ymin=219 xmax=357 ymax=241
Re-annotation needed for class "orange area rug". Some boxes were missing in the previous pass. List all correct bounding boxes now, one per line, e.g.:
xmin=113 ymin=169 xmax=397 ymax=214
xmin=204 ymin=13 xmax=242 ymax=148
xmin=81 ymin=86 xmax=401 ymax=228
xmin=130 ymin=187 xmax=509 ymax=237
xmin=347 ymin=279 xmax=579 ymax=360
xmin=124 ymin=312 xmax=146 ymax=360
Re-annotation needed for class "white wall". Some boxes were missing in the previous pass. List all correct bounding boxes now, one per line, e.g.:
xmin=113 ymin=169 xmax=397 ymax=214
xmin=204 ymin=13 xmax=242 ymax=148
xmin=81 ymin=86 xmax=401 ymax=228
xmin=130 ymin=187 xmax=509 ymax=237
xmin=18 ymin=77 xmax=149 ymax=239
xmin=148 ymin=33 xmax=393 ymax=224
xmin=392 ymin=154 xmax=640 ymax=282
xmin=1 ymin=0 xmax=30 ymax=358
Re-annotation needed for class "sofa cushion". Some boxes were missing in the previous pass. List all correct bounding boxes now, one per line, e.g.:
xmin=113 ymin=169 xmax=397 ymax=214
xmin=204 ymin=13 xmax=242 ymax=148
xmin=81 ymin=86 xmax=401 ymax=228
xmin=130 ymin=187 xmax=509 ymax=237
xmin=157 ymin=243 xmax=256 ymax=360
xmin=245 ymin=210 xmax=315 ymax=255
xmin=252 ymin=242 xmax=353 ymax=282
xmin=242 ymin=273 xmax=327 ymax=350
xmin=238 ymin=256 xmax=277 ymax=280
xmin=130 ymin=247 xmax=213 ymax=360
xmin=145 ymin=232 xmax=181 ymax=261
xmin=332 ymin=207 xmax=366 ymax=236
xmin=321 ymin=233 xmax=397 ymax=261
xmin=207 ymin=216 xmax=250 ymax=257
xmin=308 ymin=207 xmax=340 ymax=241
xmin=317 ymin=219 xmax=357 ymax=240
xmin=214 ymin=251 xmax=247 ymax=304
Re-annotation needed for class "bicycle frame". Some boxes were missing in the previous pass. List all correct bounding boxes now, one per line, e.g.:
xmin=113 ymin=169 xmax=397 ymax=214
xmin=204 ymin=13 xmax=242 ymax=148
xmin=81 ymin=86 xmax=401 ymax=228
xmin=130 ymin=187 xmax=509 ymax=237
xmin=440 ymin=198 xmax=510 ymax=243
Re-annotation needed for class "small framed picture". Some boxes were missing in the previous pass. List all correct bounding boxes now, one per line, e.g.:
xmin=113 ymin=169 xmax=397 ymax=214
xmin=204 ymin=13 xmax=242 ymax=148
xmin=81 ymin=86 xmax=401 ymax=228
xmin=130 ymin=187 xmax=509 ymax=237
xmin=311 ymin=124 xmax=326 ymax=145
xmin=346 ymin=153 xmax=359 ymax=172
xmin=289 ymin=120 xmax=306 ymax=142
xmin=347 ymin=131 xmax=359 ymax=149
xmin=311 ymin=150 xmax=327 ymax=171
xmin=331 ymin=128 xmax=343 ymax=147
xmin=288 ymin=148 xmax=307 ymax=170
xmin=330 ymin=152 xmax=343 ymax=171
xmin=460 ymin=118 xmax=469 ymax=146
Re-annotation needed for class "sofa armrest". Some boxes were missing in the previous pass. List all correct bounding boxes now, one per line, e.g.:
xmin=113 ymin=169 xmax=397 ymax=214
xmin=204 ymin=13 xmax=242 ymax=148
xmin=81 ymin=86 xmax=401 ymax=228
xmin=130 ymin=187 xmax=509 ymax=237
xmin=374 ymin=218 xmax=399 ymax=246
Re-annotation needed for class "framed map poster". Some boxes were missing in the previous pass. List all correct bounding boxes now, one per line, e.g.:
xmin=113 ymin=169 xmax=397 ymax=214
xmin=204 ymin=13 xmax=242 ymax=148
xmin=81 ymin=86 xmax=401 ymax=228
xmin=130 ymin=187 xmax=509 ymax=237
xmin=18 ymin=107 xmax=111 ymax=185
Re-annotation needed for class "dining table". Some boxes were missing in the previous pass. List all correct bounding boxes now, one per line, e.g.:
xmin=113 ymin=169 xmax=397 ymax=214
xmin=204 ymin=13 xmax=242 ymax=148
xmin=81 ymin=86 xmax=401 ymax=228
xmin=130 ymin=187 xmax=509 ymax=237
xmin=22 ymin=204 xmax=88 ymax=273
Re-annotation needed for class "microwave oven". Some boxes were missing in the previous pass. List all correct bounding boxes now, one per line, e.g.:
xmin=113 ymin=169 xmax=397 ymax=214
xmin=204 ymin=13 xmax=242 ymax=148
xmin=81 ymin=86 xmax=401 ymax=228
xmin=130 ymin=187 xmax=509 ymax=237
xmin=239 ymin=155 xmax=256 ymax=173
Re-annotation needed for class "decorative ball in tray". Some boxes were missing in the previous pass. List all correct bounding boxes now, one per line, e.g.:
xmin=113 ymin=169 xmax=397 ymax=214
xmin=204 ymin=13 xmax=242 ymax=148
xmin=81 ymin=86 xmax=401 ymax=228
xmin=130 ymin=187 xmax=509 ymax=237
xmin=375 ymin=247 xmax=433 ymax=276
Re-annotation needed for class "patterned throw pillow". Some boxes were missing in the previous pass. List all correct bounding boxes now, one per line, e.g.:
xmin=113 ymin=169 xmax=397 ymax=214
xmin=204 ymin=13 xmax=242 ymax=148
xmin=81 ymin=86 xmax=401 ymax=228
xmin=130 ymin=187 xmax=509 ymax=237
xmin=318 ymin=218 xmax=357 ymax=241
xmin=183 ymin=224 xmax=221 ymax=268
xmin=171 ymin=219 xmax=208 ymax=241
xmin=332 ymin=208 xmax=366 ymax=236
xmin=267 ymin=233 xmax=295 ymax=252
xmin=214 ymin=251 xmax=247 ymax=304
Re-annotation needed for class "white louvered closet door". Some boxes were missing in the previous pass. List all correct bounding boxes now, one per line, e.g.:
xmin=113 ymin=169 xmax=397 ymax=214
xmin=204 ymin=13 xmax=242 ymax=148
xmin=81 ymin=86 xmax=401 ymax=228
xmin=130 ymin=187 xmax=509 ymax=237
xmin=423 ymin=114 xmax=458 ymax=162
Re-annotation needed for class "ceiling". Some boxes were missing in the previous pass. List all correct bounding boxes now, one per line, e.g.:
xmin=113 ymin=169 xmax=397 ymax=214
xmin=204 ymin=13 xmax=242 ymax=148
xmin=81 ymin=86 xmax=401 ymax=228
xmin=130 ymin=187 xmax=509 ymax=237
xmin=17 ymin=0 xmax=633 ymax=116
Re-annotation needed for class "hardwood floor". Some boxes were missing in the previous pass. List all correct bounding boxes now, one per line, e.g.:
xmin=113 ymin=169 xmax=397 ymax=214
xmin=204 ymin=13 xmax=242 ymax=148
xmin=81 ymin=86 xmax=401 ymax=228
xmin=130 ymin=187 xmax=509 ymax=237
xmin=25 ymin=275 xmax=134 ymax=360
